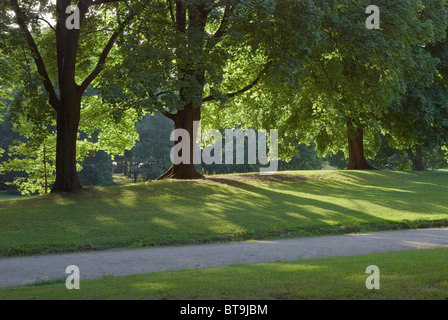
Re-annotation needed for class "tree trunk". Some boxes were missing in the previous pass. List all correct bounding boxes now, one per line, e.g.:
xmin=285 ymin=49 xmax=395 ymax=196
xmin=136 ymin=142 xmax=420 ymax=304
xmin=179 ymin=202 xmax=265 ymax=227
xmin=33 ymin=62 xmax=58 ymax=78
xmin=158 ymin=2 xmax=208 ymax=180
xmin=43 ymin=142 xmax=48 ymax=195
xmin=51 ymin=95 xmax=83 ymax=193
xmin=347 ymin=121 xmax=376 ymax=170
xmin=406 ymin=146 xmax=425 ymax=171
xmin=158 ymin=106 xmax=204 ymax=180
xmin=123 ymin=159 xmax=128 ymax=176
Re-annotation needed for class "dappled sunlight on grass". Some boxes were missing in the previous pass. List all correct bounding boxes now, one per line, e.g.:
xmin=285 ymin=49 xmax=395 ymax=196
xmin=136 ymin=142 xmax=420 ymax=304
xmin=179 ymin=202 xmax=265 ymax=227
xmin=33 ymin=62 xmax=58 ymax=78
xmin=1 ymin=170 xmax=448 ymax=256
xmin=132 ymin=281 xmax=174 ymax=292
xmin=263 ymin=262 xmax=329 ymax=273
xmin=95 ymin=215 xmax=123 ymax=226
xmin=151 ymin=217 xmax=184 ymax=230
xmin=284 ymin=211 xmax=313 ymax=222
xmin=62 ymin=223 xmax=87 ymax=236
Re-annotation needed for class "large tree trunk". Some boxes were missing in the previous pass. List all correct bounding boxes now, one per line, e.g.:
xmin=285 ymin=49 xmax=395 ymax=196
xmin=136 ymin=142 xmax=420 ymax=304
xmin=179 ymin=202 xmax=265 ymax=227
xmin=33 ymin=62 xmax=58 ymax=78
xmin=51 ymin=2 xmax=83 ymax=193
xmin=51 ymin=93 xmax=83 ymax=193
xmin=158 ymin=2 xmax=208 ymax=180
xmin=406 ymin=146 xmax=425 ymax=171
xmin=347 ymin=121 xmax=376 ymax=170
xmin=158 ymin=106 xmax=204 ymax=180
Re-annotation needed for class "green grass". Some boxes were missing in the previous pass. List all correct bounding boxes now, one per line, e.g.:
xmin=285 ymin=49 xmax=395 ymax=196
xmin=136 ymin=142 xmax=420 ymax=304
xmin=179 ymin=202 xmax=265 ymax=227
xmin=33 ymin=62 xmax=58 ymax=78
xmin=1 ymin=170 xmax=447 ymax=257
xmin=0 ymin=191 xmax=29 ymax=202
xmin=1 ymin=248 xmax=447 ymax=300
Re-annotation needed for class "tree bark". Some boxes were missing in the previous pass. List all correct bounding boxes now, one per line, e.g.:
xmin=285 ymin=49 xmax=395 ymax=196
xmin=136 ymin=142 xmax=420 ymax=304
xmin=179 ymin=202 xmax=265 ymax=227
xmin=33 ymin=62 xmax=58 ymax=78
xmin=406 ymin=146 xmax=425 ymax=171
xmin=158 ymin=106 xmax=204 ymax=180
xmin=51 ymin=92 xmax=83 ymax=193
xmin=43 ymin=142 xmax=48 ymax=195
xmin=123 ymin=160 xmax=128 ymax=176
xmin=347 ymin=121 xmax=376 ymax=170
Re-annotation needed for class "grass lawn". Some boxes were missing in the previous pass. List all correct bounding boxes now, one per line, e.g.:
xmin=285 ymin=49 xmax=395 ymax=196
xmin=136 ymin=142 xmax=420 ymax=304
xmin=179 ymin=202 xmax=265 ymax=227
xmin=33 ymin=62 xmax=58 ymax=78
xmin=0 ymin=191 xmax=29 ymax=202
xmin=1 ymin=248 xmax=447 ymax=300
xmin=0 ymin=170 xmax=447 ymax=257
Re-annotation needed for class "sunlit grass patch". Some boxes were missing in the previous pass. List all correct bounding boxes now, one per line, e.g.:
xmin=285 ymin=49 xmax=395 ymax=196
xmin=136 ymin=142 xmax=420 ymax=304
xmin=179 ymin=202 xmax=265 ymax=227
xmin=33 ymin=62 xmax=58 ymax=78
xmin=0 ymin=170 xmax=447 ymax=257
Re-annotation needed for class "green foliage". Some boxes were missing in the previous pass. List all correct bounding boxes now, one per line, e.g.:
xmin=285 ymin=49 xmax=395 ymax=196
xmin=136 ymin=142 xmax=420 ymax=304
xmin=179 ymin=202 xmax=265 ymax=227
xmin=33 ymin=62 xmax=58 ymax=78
xmin=129 ymin=113 xmax=173 ymax=180
xmin=78 ymin=149 xmax=114 ymax=187
xmin=203 ymin=0 xmax=448 ymax=165
xmin=324 ymin=151 xmax=347 ymax=170
xmin=2 ymin=0 xmax=448 ymax=184
xmin=302 ymin=0 xmax=448 ymax=159
xmin=443 ymin=146 xmax=448 ymax=164
xmin=0 ymin=112 xmax=129 ymax=194
xmin=368 ymin=134 xmax=412 ymax=170
xmin=0 ymin=2 xmax=142 ymax=192
xmin=0 ymin=1 xmax=143 ymax=192
xmin=422 ymin=146 xmax=448 ymax=170
xmin=2 ymin=135 xmax=55 ymax=196
xmin=0 ymin=109 xmax=23 ymax=190
xmin=80 ymin=95 xmax=141 ymax=157
xmin=278 ymin=143 xmax=324 ymax=171
xmin=0 ymin=99 xmax=139 ymax=194
xmin=381 ymin=25 xmax=448 ymax=162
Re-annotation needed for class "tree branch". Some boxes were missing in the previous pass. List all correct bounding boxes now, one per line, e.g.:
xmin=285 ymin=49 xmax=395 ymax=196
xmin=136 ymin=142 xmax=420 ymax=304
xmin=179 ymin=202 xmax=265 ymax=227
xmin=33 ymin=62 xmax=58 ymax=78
xmin=37 ymin=17 xmax=56 ymax=32
xmin=203 ymin=61 xmax=272 ymax=103
xmin=166 ymin=0 xmax=176 ymax=24
xmin=176 ymin=1 xmax=186 ymax=33
xmin=161 ymin=111 xmax=176 ymax=121
xmin=205 ymin=5 xmax=233 ymax=52
xmin=78 ymin=12 xmax=135 ymax=94
xmin=10 ymin=0 xmax=59 ymax=110
xmin=318 ymin=60 xmax=338 ymax=93
xmin=90 ymin=0 xmax=127 ymax=5
xmin=155 ymin=90 xmax=171 ymax=97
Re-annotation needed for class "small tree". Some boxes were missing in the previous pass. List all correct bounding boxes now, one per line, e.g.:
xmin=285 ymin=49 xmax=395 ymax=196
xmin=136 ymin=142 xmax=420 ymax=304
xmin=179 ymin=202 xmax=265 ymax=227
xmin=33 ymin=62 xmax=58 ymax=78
xmin=2 ymin=130 xmax=55 ymax=195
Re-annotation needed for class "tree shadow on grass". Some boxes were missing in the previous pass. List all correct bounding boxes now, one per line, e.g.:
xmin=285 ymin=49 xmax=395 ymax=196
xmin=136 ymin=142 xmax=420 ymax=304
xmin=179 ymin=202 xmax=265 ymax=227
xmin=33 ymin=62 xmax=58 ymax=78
xmin=1 ymin=170 xmax=447 ymax=256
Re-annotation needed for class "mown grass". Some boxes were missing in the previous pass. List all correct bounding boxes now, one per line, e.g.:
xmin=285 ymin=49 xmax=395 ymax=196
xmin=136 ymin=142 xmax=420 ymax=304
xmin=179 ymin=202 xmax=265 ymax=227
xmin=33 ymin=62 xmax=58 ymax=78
xmin=0 ymin=192 xmax=29 ymax=202
xmin=1 ymin=248 xmax=447 ymax=300
xmin=0 ymin=170 xmax=447 ymax=257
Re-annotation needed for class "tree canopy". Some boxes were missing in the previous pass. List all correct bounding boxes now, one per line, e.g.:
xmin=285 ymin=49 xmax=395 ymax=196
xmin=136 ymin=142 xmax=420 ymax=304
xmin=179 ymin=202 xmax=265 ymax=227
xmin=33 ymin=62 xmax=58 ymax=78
xmin=1 ymin=0 xmax=448 ymax=194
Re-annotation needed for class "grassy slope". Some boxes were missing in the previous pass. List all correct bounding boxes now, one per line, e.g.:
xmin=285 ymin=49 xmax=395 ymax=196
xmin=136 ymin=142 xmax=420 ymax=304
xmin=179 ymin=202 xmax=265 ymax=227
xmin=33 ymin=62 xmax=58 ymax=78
xmin=1 ymin=248 xmax=447 ymax=300
xmin=0 ymin=170 xmax=447 ymax=257
xmin=0 ymin=192 xmax=27 ymax=201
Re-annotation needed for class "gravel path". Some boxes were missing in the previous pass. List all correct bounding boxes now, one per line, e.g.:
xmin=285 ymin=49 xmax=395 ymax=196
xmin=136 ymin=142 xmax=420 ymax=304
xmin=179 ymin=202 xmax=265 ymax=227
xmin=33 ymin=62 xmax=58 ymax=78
xmin=1 ymin=228 xmax=447 ymax=288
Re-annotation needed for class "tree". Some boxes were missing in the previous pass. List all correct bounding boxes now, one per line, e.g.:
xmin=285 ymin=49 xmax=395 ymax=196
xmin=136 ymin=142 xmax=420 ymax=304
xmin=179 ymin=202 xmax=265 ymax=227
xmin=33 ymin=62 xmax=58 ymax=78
xmin=1 ymin=129 xmax=55 ymax=195
xmin=3 ymin=0 xmax=136 ymax=193
xmin=103 ymin=0 xmax=320 ymax=179
xmin=0 ymin=39 xmax=21 ymax=189
xmin=212 ymin=0 xmax=448 ymax=170
xmin=306 ymin=0 xmax=448 ymax=170
xmin=1 ymin=22 xmax=140 ymax=194
xmin=381 ymin=31 xmax=448 ymax=171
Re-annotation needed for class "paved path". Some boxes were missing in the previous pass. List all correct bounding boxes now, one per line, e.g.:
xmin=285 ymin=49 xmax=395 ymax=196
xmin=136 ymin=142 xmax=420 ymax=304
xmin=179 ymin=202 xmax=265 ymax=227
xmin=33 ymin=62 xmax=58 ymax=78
xmin=0 ymin=228 xmax=447 ymax=288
